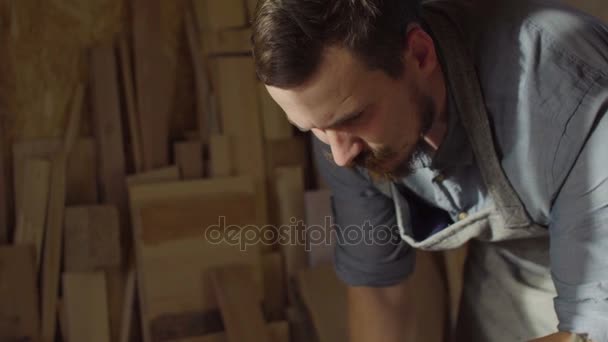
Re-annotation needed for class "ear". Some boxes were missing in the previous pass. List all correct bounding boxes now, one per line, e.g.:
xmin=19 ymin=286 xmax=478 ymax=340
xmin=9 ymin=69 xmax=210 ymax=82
xmin=403 ymin=25 xmax=438 ymax=76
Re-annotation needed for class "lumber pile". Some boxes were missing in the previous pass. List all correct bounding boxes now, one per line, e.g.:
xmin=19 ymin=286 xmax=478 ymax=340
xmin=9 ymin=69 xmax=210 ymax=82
xmin=0 ymin=0 xmax=463 ymax=341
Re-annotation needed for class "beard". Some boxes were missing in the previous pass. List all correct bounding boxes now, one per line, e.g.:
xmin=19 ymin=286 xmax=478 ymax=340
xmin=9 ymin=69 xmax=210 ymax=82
xmin=350 ymin=99 xmax=435 ymax=181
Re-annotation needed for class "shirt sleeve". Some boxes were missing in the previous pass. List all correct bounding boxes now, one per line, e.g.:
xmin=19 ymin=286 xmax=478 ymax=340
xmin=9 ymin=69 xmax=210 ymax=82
xmin=312 ymin=136 xmax=415 ymax=287
xmin=549 ymin=112 xmax=608 ymax=341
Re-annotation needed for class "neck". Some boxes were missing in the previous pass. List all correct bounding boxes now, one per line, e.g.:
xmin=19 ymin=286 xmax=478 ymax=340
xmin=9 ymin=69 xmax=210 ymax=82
xmin=422 ymin=71 xmax=448 ymax=151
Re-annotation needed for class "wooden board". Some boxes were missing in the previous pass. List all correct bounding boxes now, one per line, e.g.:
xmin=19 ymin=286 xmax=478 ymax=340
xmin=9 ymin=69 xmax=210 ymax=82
xmin=296 ymin=264 xmax=347 ymax=342
xmin=63 ymin=205 xmax=122 ymax=272
xmin=443 ymin=244 xmax=468 ymax=333
xmin=0 ymin=245 xmax=39 ymax=341
xmin=14 ymin=158 xmax=51 ymax=268
xmin=209 ymin=135 xmax=233 ymax=178
xmin=130 ymin=177 xmax=264 ymax=342
xmin=304 ymin=189 xmax=333 ymax=268
xmin=119 ymin=35 xmax=145 ymax=173
xmin=262 ymin=252 xmax=286 ymax=321
xmin=210 ymin=265 xmax=270 ymax=342
xmin=13 ymin=138 xmax=97 ymax=214
xmin=40 ymin=154 xmax=67 ymax=342
xmin=127 ymin=166 xmax=181 ymax=186
xmin=194 ymin=0 xmax=247 ymax=31
xmin=274 ymin=166 xmax=308 ymax=299
xmin=185 ymin=10 xmax=211 ymax=142
xmin=66 ymin=138 xmax=98 ymax=205
xmin=133 ymin=0 xmax=173 ymax=170
xmin=174 ymin=141 xmax=204 ymax=179
xmin=202 ymin=28 xmax=252 ymax=55
xmin=63 ymin=272 xmax=111 ymax=342
xmin=90 ymin=42 xmax=129 ymax=228
xmin=213 ymin=56 xmax=267 ymax=224
xmin=258 ymin=84 xmax=292 ymax=141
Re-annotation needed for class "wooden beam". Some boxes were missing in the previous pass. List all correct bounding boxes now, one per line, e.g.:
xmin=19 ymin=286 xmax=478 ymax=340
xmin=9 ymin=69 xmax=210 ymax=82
xmin=209 ymin=135 xmax=233 ymax=178
xmin=0 ymin=246 xmax=38 ymax=341
xmin=133 ymin=0 xmax=173 ymax=170
xmin=210 ymin=265 xmax=270 ymax=342
xmin=14 ymin=158 xmax=51 ymax=269
xmin=174 ymin=141 xmax=204 ymax=180
xmin=63 ymin=272 xmax=111 ymax=342
xmin=63 ymin=205 xmax=122 ymax=272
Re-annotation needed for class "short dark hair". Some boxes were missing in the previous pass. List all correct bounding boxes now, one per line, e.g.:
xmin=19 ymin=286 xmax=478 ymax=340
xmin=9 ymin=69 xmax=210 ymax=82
xmin=252 ymin=0 xmax=420 ymax=88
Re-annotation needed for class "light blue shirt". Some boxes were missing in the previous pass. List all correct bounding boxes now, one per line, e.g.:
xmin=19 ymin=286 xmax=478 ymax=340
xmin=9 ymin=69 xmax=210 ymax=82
xmin=313 ymin=0 xmax=608 ymax=339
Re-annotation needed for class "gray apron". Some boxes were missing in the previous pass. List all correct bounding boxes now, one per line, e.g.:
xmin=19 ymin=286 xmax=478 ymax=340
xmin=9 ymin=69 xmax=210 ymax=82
xmin=377 ymin=4 xmax=560 ymax=341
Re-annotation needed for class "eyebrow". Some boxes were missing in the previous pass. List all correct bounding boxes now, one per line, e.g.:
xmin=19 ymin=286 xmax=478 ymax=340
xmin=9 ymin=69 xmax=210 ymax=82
xmin=287 ymin=110 xmax=362 ymax=132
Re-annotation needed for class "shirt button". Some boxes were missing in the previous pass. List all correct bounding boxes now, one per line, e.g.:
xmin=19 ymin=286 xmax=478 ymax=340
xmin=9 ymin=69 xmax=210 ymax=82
xmin=458 ymin=212 xmax=468 ymax=221
xmin=432 ymin=173 xmax=446 ymax=183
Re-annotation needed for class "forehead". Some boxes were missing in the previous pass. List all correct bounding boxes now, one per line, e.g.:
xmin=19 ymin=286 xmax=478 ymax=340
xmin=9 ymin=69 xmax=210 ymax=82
xmin=266 ymin=47 xmax=370 ymax=129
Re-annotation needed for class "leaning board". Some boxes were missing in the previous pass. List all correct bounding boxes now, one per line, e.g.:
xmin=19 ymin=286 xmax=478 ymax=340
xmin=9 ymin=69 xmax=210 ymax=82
xmin=129 ymin=176 xmax=264 ymax=342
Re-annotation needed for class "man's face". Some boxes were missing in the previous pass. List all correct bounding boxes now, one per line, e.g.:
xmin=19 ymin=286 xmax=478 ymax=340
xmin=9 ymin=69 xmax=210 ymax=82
xmin=267 ymin=42 xmax=436 ymax=179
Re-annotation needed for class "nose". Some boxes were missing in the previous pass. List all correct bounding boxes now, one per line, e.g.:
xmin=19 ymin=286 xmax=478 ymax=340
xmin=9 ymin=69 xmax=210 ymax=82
xmin=324 ymin=130 xmax=362 ymax=166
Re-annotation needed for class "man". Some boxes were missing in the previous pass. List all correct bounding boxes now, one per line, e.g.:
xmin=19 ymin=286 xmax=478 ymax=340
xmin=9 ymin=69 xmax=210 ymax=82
xmin=252 ymin=0 xmax=608 ymax=341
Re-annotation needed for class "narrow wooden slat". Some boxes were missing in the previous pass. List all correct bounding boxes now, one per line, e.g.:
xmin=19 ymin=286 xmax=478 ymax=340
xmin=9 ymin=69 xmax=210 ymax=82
xmin=185 ymin=10 xmax=210 ymax=142
xmin=0 ymin=117 xmax=8 ymax=244
xmin=443 ymin=244 xmax=468 ymax=334
xmin=210 ymin=265 xmax=270 ymax=342
xmin=274 ymin=166 xmax=308 ymax=301
xmin=119 ymin=35 xmax=145 ymax=173
xmin=0 ymin=246 xmax=39 ymax=341
xmin=14 ymin=158 xmax=51 ymax=268
xmin=40 ymin=154 xmax=67 ymax=342
xmin=126 ymin=165 xmax=181 ymax=187
xmin=133 ymin=0 xmax=173 ymax=170
xmin=174 ymin=141 xmax=204 ymax=180
xmin=63 ymin=272 xmax=111 ymax=342
xmin=209 ymin=135 xmax=233 ymax=178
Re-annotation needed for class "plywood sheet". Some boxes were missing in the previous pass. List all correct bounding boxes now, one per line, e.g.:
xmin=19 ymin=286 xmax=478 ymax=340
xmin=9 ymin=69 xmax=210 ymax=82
xmin=0 ymin=245 xmax=39 ymax=341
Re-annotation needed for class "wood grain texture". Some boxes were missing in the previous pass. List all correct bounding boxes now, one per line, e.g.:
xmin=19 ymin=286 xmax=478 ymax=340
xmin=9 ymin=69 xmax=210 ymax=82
xmin=63 ymin=205 xmax=122 ymax=272
xmin=14 ymin=158 xmax=51 ymax=269
xmin=63 ymin=272 xmax=111 ymax=342
xmin=129 ymin=177 xmax=264 ymax=342
xmin=0 ymin=245 xmax=39 ymax=341
xmin=132 ymin=0 xmax=173 ymax=170
xmin=210 ymin=265 xmax=270 ymax=342
xmin=40 ymin=154 xmax=67 ymax=342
